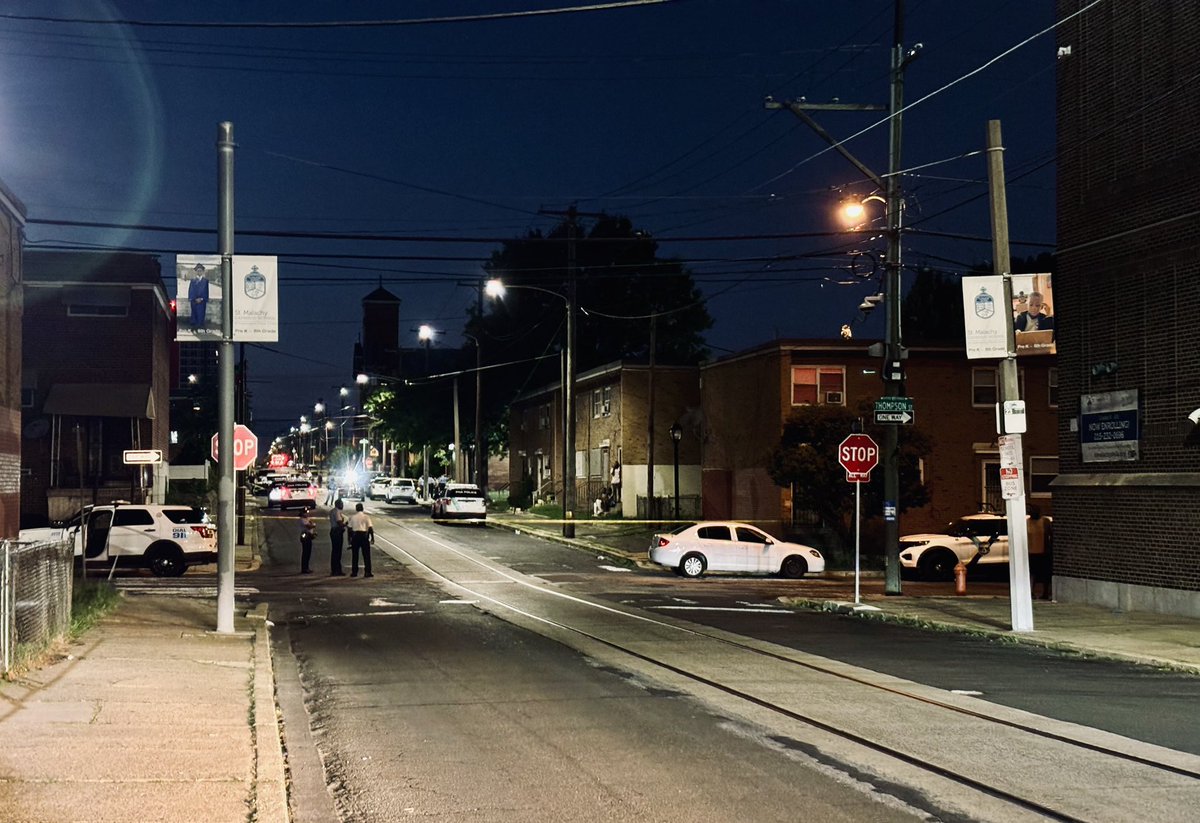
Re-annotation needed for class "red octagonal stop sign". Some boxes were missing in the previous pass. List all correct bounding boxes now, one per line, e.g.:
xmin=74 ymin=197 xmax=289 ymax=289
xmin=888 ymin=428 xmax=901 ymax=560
xmin=838 ymin=433 xmax=879 ymax=483
xmin=211 ymin=424 xmax=258 ymax=472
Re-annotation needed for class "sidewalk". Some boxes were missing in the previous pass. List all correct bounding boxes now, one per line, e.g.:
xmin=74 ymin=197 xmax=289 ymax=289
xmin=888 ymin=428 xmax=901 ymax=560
xmin=490 ymin=511 xmax=1200 ymax=675
xmin=0 ymin=542 xmax=285 ymax=823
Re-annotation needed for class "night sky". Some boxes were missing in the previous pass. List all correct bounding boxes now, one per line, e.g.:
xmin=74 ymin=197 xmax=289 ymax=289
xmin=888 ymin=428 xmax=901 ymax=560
xmin=0 ymin=1 xmax=1058 ymax=437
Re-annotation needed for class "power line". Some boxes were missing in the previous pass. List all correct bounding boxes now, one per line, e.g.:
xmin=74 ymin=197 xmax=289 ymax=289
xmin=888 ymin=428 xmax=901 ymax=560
xmin=0 ymin=1 xmax=676 ymax=30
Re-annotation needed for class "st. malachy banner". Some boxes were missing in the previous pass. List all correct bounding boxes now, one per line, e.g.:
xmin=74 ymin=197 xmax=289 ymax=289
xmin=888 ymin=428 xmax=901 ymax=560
xmin=175 ymin=255 xmax=278 ymax=343
xmin=962 ymin=273 xmax=1055 ymax=359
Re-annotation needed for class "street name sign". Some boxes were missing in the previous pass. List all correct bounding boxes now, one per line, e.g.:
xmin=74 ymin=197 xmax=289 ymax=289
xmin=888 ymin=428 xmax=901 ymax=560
xmin=874 ymin=396 xmax=914 ymax=425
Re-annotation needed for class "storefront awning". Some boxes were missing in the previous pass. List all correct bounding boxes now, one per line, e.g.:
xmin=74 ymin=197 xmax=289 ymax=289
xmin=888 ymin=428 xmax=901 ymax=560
xmin=43 ymin=383 xmax=155 ymax=419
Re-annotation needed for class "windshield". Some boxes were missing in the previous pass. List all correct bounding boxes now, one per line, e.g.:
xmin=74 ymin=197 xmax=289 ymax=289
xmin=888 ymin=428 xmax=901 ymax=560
xmin=669 ymin=523 xmax=695 ymax=535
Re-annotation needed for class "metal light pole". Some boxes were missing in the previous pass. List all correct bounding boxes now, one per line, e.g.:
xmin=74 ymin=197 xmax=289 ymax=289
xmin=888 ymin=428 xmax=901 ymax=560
xmin=484 ymin=277 xmax=574 ymax=536
xmin=670 ymin=422 xmax=682 ymax=518
xmin=215 ymin=121 xmax=236 ymax=634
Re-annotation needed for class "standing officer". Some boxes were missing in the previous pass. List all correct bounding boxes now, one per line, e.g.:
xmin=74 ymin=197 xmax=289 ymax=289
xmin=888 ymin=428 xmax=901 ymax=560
xmin=298 ymin=508 xmax=315 ymax=574
xmin=347 ymin=502 xmax=374 ymax=578
xmin=328 ymin=498 xmax=347 ymax=576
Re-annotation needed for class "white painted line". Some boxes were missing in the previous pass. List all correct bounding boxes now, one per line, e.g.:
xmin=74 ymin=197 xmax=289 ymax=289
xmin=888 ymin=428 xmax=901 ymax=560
xmin=950 ymin=689 xmax=985 ymax=696
xmin=368 ymin=598 xmax=414 ymax=608
xmin=598 ymin=565 xmax=631 ymax=573
xmin=439 ymin=599 xmax=479 ymax=605
xmin=316 ymin=610 xmax=424 ymax=619
xmin=649 ymin=606 xmax=794 ymax=614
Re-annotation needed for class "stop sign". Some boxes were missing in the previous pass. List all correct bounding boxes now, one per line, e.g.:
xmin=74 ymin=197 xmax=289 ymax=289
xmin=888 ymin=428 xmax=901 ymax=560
xmin=838 ymin=433 xmax=879 ymax=483
xmin=211 ymin=424 xmax=258 ymax=472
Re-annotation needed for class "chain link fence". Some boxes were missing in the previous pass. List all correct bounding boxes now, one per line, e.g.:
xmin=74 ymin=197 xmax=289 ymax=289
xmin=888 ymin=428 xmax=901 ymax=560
xmin=2 ymin=539 xmax=75 ymax=676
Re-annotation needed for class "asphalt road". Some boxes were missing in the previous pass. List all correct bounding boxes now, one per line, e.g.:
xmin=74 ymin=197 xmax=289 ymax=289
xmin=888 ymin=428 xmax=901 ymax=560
xmin=255 ymin=501 xmax=1200 ymax=820
xmin=362 ymin=503 xmax=1200 ymax=757
xmin=255 ymin=504 xmax=927 ymax=822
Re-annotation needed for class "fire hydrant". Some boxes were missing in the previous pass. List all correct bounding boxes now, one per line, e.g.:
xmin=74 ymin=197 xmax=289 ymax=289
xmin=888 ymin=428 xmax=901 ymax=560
xmin=954 ymin=561 xmax=968 ymax=595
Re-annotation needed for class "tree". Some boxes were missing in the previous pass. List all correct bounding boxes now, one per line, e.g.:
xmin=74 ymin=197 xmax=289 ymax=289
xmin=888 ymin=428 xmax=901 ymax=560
xmin=767 ymin=403 xmax=931 ymax=545
xmin=466 ymin=214 xmax=713 ymax=443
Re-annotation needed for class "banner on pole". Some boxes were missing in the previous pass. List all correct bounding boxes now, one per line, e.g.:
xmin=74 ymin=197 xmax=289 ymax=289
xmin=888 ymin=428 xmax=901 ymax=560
xmin=175 ymin=255 xmax=278 ymax=342
xmin=961 ymin=275 xmax=1008 ymax=359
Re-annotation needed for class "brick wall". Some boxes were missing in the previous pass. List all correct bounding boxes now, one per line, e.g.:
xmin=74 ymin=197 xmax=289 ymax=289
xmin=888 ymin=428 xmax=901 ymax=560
xmin=1054 ymin=2 xmax=1200 ymax=611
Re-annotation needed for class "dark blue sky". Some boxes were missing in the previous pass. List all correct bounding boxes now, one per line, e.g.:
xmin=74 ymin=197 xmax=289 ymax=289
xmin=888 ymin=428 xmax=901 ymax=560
xmin=0 ymin=1 xmax=1057 ymax=436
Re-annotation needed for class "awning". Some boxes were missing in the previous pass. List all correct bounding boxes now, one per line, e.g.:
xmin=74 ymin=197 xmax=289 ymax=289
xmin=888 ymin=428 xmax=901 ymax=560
xmin=43 ymin=383 xmax=155 ymax=419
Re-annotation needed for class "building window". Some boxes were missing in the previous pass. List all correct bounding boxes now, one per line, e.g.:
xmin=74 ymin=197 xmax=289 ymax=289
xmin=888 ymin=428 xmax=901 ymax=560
xmin=21 ymin=387 xmax=35 ymax=408
xmin=601 ymin=385 xmax=612 ymax=417
xmin=972 ymin=368 xmax=997 ymax=406
xmin=1029 ymin=456 xmax=1058 ymax=497
xmin=538 ymin=404 xmax=550 ymax=431
xmin=1048 ymin=368 xmax=1058 ymax=407
xmin=791 ymin=366 xmax=845 ymax=406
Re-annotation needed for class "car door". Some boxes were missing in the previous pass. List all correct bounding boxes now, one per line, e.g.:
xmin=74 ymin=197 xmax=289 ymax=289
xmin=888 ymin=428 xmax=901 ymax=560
xmin=694 ymin=525 xmax=737 ymax=570
xmin=735 ymin=526 xmax=774 ymax=572
xmin=109 ymin=507 xmax=158 ymax=556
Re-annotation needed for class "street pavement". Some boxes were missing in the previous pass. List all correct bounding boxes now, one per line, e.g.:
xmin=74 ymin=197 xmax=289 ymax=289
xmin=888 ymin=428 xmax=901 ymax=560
xmin=2 ymin=507 xmax=1199 ymax=822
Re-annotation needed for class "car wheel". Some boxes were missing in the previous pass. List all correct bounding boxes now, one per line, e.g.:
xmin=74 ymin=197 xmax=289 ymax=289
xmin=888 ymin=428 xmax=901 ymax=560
xmin=147 ymin=543 xmax=187 ymax=578
xmin=919 ymin=549 xmax=958 ymax=581
xmin=780 ymin=555 xmax=808 ymax=579
xmin=679 ymin=553 xmax=706 ymax=578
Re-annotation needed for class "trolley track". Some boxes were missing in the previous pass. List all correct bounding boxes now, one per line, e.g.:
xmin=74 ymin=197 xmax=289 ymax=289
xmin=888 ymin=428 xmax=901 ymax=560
xmin=375 ymin=517 xmax=1200 ymax=822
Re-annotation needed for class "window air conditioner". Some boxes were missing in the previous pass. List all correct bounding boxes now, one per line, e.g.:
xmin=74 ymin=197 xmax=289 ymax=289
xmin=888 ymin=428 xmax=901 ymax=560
xmin=825 ymin=391 xmax=844 ymax=405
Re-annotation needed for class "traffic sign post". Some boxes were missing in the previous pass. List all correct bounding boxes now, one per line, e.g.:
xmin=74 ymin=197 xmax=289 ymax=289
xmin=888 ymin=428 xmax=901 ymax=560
xmin=839 ymin=433 xmax=880 ymax=605
xmin=211 ymin=424 xmax=258 ymax=472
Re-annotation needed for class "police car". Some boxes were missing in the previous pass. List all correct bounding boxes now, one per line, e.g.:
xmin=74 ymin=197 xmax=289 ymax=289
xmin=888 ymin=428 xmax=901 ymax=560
xmin=19 ymin=503 xmax=217 ymax=577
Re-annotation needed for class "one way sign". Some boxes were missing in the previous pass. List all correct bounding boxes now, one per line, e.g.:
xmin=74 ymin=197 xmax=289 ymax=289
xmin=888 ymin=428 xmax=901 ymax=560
xmin=874 ymin=396 xmax=915 ymax=425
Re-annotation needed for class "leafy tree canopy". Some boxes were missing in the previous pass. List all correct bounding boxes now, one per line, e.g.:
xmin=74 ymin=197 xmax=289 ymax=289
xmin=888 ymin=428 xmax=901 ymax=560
xmin=767 ymin=402 xmax=932 ymax=542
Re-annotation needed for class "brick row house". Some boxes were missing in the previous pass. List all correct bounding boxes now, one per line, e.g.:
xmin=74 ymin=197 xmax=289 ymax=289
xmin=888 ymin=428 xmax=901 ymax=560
xmin=0 ymin=177 xmax=26 ymax=539
xmin=1053 ymin=2 xmax=1200 ymax=616
xmin=21 ymin=252 xmax=173 ymax=527
xmin=508 ymin=361 xmax=701 ymax=516
xmin=507 ymin=341 xmax=1057 ymax=541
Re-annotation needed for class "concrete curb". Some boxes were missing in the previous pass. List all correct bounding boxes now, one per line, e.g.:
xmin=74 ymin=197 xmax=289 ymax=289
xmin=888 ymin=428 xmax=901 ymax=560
xmin=247 ymin=602 xmax=290 ymax=823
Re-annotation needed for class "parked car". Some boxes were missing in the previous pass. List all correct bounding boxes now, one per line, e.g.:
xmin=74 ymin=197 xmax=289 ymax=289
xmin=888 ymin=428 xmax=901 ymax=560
xmin=19 ymin=504 xmax=217 ymax=577
xmin=267 ymin=479 xmax=319 ymax=510
xmin=431 ymin=483 xmax=487 ymax=521
xmin=899 ymin=513 xmax=1039 ymax=580
xmin=384 ymin=477 xmax=418 ymax=504
xmin=368 ymin=475 xmax=393 ymax=500
xmin=648 ymin=521 xmax=825 ymax=579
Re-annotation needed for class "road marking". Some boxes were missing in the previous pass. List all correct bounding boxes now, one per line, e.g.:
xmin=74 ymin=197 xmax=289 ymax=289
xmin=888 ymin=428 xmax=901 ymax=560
xmin=598 ymin=565 xmax=631 ymax=573
xmin=313 ymin=610 xmax=424 ymax=619
xmin=649 ymin=606 xmax=794 ymax=614
xmin=368 ymin=598 xmax=413 ymax=607
xmin=440 ymin=599 xmax=478 ymax=605
xmin=950 ymin=689 xmax=984 ymax=696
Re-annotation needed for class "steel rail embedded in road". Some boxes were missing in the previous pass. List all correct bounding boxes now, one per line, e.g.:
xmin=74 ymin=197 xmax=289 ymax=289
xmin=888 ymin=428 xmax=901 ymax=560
xmin=372 ymin=516 xmax=1200 ymax=823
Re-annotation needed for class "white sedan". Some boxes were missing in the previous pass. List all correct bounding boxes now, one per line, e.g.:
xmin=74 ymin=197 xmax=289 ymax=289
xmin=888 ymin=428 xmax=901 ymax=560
xmin=649 ymin=521 xmax=825 ymax=579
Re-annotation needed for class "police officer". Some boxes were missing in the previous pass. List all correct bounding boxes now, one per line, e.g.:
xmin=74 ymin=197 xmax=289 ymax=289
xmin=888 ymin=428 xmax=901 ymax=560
xmin=347 ymin=502 xmax=374 ymax=578
xmin=298 ymin=508 xmax=315 ymax=574
xmin=328 ymin=498 xmax=347 ymax=576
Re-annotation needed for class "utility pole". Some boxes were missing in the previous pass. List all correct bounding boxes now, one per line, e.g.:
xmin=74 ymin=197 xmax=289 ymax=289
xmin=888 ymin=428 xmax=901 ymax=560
xmin=882 ymin=0 xmax=907 ymax=596
xmin=646 ymin=315 xmax=656 ymax=519
xmin=474 ymin=282 xmax=485 ymax=491
xmin=216 ymin=122 xmax=235 ymax=634
xmin=765 ymin=1 xmax=915 ymax=594
xmin=986 ymin=119 xmax=1034 ymax=632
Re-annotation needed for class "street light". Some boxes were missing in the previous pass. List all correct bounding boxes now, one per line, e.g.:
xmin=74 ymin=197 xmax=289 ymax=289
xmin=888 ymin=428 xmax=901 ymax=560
xmin=670 ymin=422 xmax=682 ymax=518
xmin=486 ymin=277 xmax=576 ymax=537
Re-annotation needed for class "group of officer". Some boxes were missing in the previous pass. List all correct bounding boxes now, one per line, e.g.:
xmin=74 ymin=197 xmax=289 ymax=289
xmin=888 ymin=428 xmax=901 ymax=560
xmin=297 ymin=497 xmax=374 ymax=577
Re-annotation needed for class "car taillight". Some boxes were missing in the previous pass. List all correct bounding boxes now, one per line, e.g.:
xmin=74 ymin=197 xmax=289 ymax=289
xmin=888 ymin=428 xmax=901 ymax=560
xmin=657 ymin=537 xmax=671 ymax=547
xmin=191 ymin=525 xmax=214 ymax=538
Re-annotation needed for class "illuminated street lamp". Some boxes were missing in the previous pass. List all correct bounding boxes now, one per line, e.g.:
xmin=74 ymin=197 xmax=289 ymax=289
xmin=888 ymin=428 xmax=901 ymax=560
xmin=486 ymin=277 xmax=576 ymax=537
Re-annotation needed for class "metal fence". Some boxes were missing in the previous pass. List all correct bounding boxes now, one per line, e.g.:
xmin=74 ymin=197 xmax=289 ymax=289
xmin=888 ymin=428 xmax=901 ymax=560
xmin=2 ymin=539 xmax=75 ymax=676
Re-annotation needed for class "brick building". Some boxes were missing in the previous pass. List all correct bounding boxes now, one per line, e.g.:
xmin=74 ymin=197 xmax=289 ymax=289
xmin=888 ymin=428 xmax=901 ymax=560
xmin=0 ymin=178 xmax=26 ymax=539
xmin=21 ymin=252 xmax=173 ymax=526
xmin=508 ymin=361 xmax=700 ymax=516
xmin=701 ymin=340 xmax=1058 ymax=538
xmin=1054 ymin=4 xmax=1200 ymax=615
